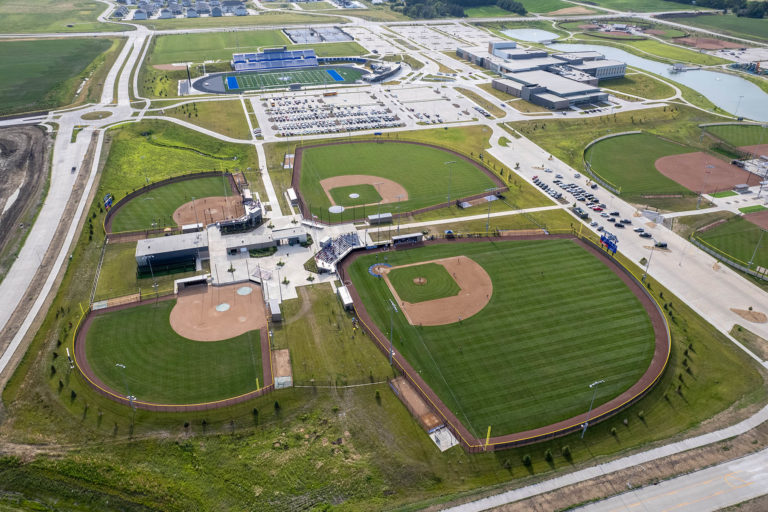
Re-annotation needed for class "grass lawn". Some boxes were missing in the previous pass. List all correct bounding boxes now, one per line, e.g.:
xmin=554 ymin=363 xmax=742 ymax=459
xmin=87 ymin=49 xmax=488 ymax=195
xmin=329 ymin=184 xmax=382 ymax=207
xmin=705 ymin=124 xmax=768 ymax=147
xmin=464 ymin=5 xmax=517 ymax=17
xmin=600 ymin=71 xmax=676 ymax=100
xmin=109 ymin=176 xmax=234 ymax=232
xmin=672 ymin=14 xmax=768 ymax=43
xmin=0 ymin=0 xmax=132 ymax=33
xmin=711 ymin=190 xmax=739 ymax=198
xmin=349 ymin=239 xmax=656 ymax=437
xmin=162 ymin=99 xmax=251 ymax=139
xmin=270 ymin=283 xmax=393 ymax=384
xmin=0 ymin=38 xmax=112 ymax=114
xmin=697 ymin=215 xmax=768 ymax=269
xmin=585 ymin=132 xmax=696 ymax=197
xmin=455 ymin=87 xmax=506 ymax=117
xmin=149 ymin=30 xmax=290 ymax=65
xmin=388 ymin=263 xmax=460 ymax=303
xmin=99 ymin=120 xmax=258 ymax=201
xmin=298 ymin=142 xmax=498 ymax=221
xmin=85 ymin=301 xmax=262 ymax=404
xmin=570 ymin=35 xmax=729 ymax=66
xmin=740 ymin=205 xmax=768 ymax=214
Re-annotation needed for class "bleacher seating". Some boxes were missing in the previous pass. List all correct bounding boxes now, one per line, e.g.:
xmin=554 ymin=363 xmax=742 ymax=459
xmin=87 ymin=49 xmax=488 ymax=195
xmin=315 ymin=232 xmax=360 ymax=268
xmin=231 ymin=48 xmax=319 ymax=72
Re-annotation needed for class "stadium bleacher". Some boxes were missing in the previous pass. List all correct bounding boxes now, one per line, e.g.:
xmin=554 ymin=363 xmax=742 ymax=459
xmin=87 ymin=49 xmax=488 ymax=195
xmin=232 ymin=47 xmax=319 ymax=72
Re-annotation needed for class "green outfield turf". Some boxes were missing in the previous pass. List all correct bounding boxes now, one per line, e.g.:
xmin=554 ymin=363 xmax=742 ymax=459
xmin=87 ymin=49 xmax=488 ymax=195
xmin=298 ymin=142 xmax=498 ymax=221
xmin=349 ymin=239 xmax=656 ymax=437
xmin=0 ymin=38 xmax=112 ymax=114
xmin=705 ymin=124 xmax=768 ymax=147
xmin=328 ymin=184 xmax=382 ymax=207
xmin=84 ymin=301 xmax=262 ymax=404
xmin=388 ymin=263 xmax=460 ymax=303
xmin=697 ymin=215 xmax=768 ymax=269
xmin=585 ymin=133 xmax=696 ymax=196
xmin=226 ymin=67 xmax=364 ymax=91
xmin=109 ymin=176 xmax=234 ymax=232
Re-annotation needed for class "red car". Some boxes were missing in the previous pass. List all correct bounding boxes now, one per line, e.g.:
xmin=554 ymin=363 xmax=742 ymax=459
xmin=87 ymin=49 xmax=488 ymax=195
xmin=593 ymin=207 xmax=603 ymax=212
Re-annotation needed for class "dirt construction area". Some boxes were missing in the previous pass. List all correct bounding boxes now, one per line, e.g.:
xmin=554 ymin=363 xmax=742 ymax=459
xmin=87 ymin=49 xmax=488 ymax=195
xmin=169 ymin=283 xmax=267 ymax=341
xmin=379 ymin=256 xmax=492 ymax=326
xmin=319 ymin=175 xmax=408 ymax=207
xmin=172 ymin=196 xmax=243 ymax=226
xmin=654 ymin=152 xmax=753 ymax=194
xmin=0 ymin=125 xmax=50 ymax=275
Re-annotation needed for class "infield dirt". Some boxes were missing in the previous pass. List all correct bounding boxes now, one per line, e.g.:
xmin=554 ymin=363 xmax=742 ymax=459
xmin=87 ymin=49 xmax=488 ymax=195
xmin=320 ymin=175 xmax=408 ymax=207
xmin=172 ymin=195 xmax=243 ymax=226
xmin=655 ymin=152 xmax=752 ymax=193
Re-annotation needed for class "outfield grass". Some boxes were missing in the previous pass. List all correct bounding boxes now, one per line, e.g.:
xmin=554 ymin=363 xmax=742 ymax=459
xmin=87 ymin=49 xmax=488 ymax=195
xmin=600 ymin=71 xmax=676 ymax=100
xmin=99 ymin=120 xmax=258 ymax=201
xmin=0 ymin=0 xmax=132 ymax=33
xmin=585 ymin=133 xmax=696 ymax=197
xmin=388 ymin=263 xmax=460 ymax=303
xmin=329 ymin=184 xmax=382 ymax=207
xmin=227 ymin=67 xmax=364 ymax=91
xmin=85 ymin=301 xmax=262 ymax=404
xmin=162 ymin=99 xmax=251 ymax=139
xmin=109 ymin=176 xmax=234 ymax=232
xmin=0 ymin=38 xmax=112 ymax=114
xmin=672 ymin=14 xmax=768 ymax=43
xmin=349 ymin=240 xmax=656 ymax=437
xmin=298 ymin=142 xmax=498 ymax=221
xmin=697 ymin=215 xmax=768 ymax=269
xmin=705 ymin=124 xmax=768 ymax=147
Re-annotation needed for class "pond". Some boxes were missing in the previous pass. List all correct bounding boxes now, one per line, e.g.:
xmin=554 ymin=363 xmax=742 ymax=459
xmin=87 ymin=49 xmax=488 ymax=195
xmin=549 ymin=43 xmax=768 ymax=122
xmin=502 ymin=28 xmax=560 ymax=43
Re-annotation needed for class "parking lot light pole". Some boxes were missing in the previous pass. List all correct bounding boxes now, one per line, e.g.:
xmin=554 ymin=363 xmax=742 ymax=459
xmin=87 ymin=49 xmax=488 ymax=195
xmin=115 ymin=363 xmax=136 ymax=411
xmin=581 ymin=379 xmax=605 ymax=439
xmin=642 ymin=239 xmax=656 ymax=282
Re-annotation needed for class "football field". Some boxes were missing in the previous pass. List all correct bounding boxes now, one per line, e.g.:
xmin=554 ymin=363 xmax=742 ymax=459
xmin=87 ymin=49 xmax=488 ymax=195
xmin=225 ymin=67 xmax=364 ymax=91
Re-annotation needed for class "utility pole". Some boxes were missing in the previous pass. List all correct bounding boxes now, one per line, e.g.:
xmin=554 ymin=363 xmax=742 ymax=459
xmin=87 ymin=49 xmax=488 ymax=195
xmin=581 ymin=379 xmax=605 ymax=439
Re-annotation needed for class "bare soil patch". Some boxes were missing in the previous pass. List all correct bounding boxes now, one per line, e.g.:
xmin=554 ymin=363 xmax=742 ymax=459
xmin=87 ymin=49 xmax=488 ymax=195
xmin=413 ymin=277 xmax=427 ymax=285
xmin=319 ymin=174 xmax=408 ymax=207
xmin=731 ymin=308 xmax=768 ymax=324
xmin=745 ymin=210 xmax=768 ymax=230
xmin=677 ymin=36 xmax=743 ymax=49
xmin=549 ymin=6 xmax=594 ymax=15
xmin=654 ymin=152 xmax=752 ymax=194
xmin=153 ymin=64 xmax=186 ymax=71
xmin=381 ymin=256 xmax=492 ymax=326
xmin=172 ymin=196 xmax=243 ymax=226
xmin=170 ymin=283 xmax=267 ymax=341
xmin=272 ymin=349 xmax=292 ymax=378
xmin=390 ymin=376 xmax=442 ymax=431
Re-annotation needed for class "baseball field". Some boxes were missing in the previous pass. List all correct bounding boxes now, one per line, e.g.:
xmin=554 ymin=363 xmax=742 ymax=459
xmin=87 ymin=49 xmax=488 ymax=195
xmin=705 ymin=124 xmax=768 ymax=147
xmin=296 ymin=141 xmax=500 ymax=220
xmin=108 ymin=176 xmax=236 ymax=232
xmin=696 ymin=215 xmax=768 ymax=270
xmin=347 ymin=239 xmax=657 ymax=438
xmin=83 ymin=299 xmax=263 ymax=405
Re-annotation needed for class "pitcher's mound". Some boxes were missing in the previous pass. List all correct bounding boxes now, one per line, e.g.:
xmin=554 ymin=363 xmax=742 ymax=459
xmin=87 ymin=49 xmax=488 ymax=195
xmin=413 ymin=277 xmax=427 ymax=285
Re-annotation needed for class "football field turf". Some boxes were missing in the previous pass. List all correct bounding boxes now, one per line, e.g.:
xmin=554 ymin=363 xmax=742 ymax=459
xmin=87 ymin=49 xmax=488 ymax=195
xmin=225 ymin=67 xmax=363 ymax=91
xmin=349 ymin=239 xmax=656 ymax=437
xmin=85 ymin=301 xmax=262 ymax=404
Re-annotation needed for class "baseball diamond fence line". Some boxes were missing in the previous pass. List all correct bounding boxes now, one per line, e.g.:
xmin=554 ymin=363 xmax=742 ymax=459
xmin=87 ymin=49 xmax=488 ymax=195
xmin=690 ymin=234 xmax=768 ymax=282
xmin=290 ymin=139 xmax=509 ymax=225
xmin=582 ymin=131 xmax=642 ymax=195
xmin=102 ymin=170 xmax=238 ymax=237
xmin=337 ymin=230 xmax=671 ymax=451
xmin=72 ymin=295 xmax=274 ymax=411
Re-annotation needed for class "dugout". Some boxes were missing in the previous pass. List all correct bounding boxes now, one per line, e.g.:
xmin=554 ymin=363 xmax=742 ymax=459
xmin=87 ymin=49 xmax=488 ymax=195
xmin=174 ymin=274 xmax=210 ymax=293
xmin=392 ymin=233 xmax=423 ymax=245
xmin=368 ymin=212 xmax=392 ymax=225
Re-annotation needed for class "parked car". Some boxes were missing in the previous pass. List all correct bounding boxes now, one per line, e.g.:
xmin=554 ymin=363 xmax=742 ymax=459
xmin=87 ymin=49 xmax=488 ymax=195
xmin=639 ymin=232 xmax=652 ymax=238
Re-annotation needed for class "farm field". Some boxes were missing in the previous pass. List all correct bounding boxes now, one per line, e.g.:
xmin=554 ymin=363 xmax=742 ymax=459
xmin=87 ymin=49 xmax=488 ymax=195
xmin=671 ymin=14 xmax=768 ymax=43
xmin=297 ymin=142 xmax=498 ymax=221
xmin=705 ymin=124 xmax=768 ymax=147
xmin=464 ymin=5 xmax=518 ymax=17
xmin=161 ymin=100 xmax=251 ymax=139
xmin=518 ymin=0 xmax=574 ymax=13
xmin=0 ymin=38 xmax=113 ymax=114
xmin=349 ymin=239 xmax=656 ymax=437
xmin=109 ymin=175 xmax=235 ymax=232
xmin=85 ymin=301 xmax=262 ymax=404
xmin=226 ymin=67 xmax=364 ymax=91
xmin=696 ymin=215 xmax=768 ymax=269
xmin=134 ymin=11 xmax=347 ymax=30
xmin=99 ymin=120 xmax=258 ymax=201
xmin=0 ymin=0 xmax=132 ymax=33
xmin=585 ymin=133 xmax=696 ymax=197
xmin=585 ymin=0 xmax=710 ymax=11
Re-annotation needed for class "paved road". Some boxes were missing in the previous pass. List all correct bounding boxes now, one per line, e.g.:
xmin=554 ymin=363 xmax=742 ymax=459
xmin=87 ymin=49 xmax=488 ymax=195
xmin=575 ymin=448 xmax=768 ymax=512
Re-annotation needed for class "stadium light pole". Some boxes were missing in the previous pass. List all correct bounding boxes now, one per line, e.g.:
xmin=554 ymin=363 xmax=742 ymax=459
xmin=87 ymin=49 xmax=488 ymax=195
xmin=580 ymin=379 xmax=605 ymax=439
xmin=642 ymin=238 xmax=656 ymax=282
xmin=484 ymin=187 xmax=496 ymax=236
xmin=748 ymin=230 xmax=765 ymax=270
xmin=115 ymin=363 xmax=136 ymax=411
xmin=444 ymin=161 xmax=457 ymax=204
